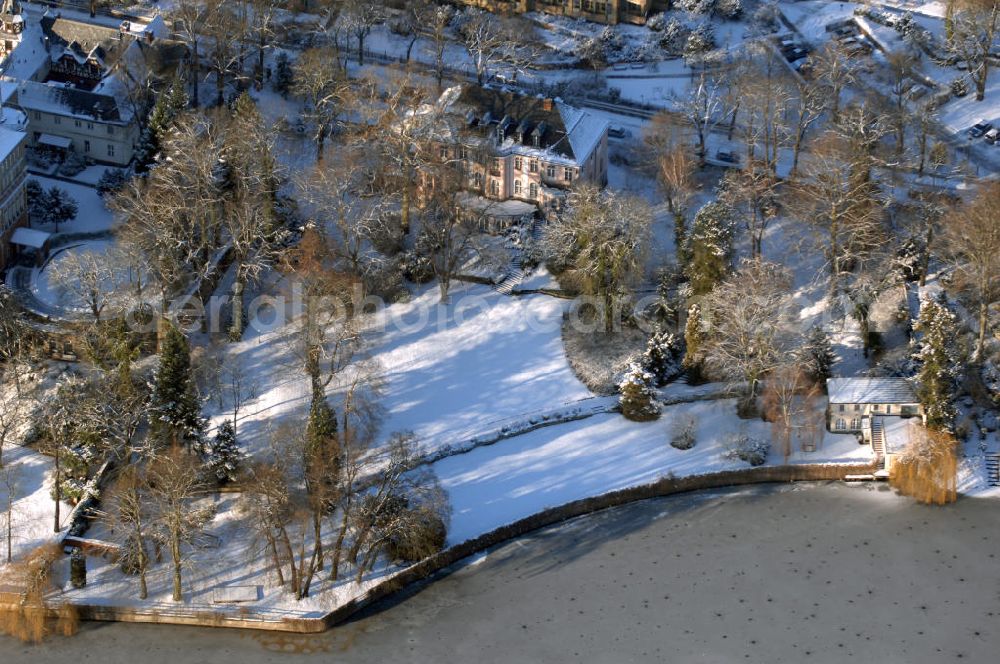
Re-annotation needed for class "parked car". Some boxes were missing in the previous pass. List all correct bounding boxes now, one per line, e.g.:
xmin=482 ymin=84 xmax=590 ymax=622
xmin=608 ymin=125 xmax=632 ymax=139
xmin=968 ymin=121 xmax=993 ymax=138
xmin=985 ymin=128 xmax=1000 ymax=144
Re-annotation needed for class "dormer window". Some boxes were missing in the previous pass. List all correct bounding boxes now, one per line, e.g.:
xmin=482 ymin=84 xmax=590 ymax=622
xmin=533 ymin=134 xmax=540 ymax=148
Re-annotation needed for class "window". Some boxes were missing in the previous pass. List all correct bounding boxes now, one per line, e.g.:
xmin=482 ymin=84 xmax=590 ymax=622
xmin=87 ymin=122 xmax=93 ymax=130
xmin=850 ymin=418 xmax=861 ymax=430
xmin=546 ymin=164 xmax=555 ymax=178
xmin=75 ymin=119 xmax=82 ymax=128
xmin=439 ymin=146 xmax=448 ymax=159
xmin=835 ymin=419 xmax=846 ymax=431
xmin=529 ymin=159 xmax=538 ymax=173
xmin=838 ymin=404 xmax=845 ymax=412
xmin=84 ymin=140 xmax=90 ymax=153
xmin=490 ymin=179 xmax=500 ymax=197
xmin=514 ymin=180 xmax=521 ymax=195
xmin=853 ymin=404 xmax=860 ymax=412
xmin=872 ymin=404 xmax=880 ymax=412
xmin=107 ymin=144 xmax=115 ymax=158
xmin=33 ymin=111 xmax=40 ymax=120
xmin=107 ymin=125 xmax=114 ymax=135
xmin=885 ymin=405 xmax=891 ymax=414
xmin=564 ymin=167 xmax=573 ymax=181
xmin=514 ymin=156 xmax=522 ymax=171
xmin=529 ymin=183 xmax=538 ymax=199
xmin=53 ymin=116 xmax=61 ymax=125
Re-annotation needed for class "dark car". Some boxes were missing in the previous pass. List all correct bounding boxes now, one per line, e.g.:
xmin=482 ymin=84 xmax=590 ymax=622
xmin=715 ymin=150 xmax=739 ymax=165
xmin=968 ymin=121 xmax=993 ymax=138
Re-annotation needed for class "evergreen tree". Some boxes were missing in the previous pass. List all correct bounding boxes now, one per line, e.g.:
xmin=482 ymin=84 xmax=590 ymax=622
xmin=150 ymin=324 xmax=204 ymax=450
xmin=642 ymin=329 xmax=684 ymax=387
xmin=685 ymin=201 xmax=734 ymax=295
xmin=914 ymin=295 xmax=962 ymax=430
xmin=800 ymin=325 xmax=837 ymax=384
xmin=207 ymin=422 xmax=242 ymax=484
xmin=683 ymin=303 xmax=706 ymax=382
xmin=273 ymin=51 xmax=293 ymax=98
xmin=305 ymin=391 xmax=339 ymax=465
xmin=619 ymin=362 xmax=662 ymax=422
xmin=136 ymin=77 xmax=188 ymax=171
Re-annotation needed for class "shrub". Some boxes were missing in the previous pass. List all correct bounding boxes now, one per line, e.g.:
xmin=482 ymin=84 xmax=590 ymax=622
xmin=670 ymin=415 xmax=697 ymax=450
xmin=619 ymin=362 xmax=662 ymax=421
xmin=96 ymin=168 xmax=130 ymax=198
xmin=388 ymin=512 xmax=447 ymax=563
xmin=951 ymin=76 xmax=969 ymax=98
xmin=70 ymin=548 xmax=87 ymax=589
xmin=725 ymin=433 xmax=770 ymax=466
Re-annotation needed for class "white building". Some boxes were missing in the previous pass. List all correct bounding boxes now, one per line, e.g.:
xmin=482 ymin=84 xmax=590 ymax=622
xmin=0 ymin=122 xmax=27 ymax=271
xmin=827 ymin=377 xmax=922 ymax=433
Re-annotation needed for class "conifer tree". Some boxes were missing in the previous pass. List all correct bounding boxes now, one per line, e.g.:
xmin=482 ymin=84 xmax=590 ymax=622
xmin=207 ymin=422 xmax=242 ymax=484
xmin=800 ymin=325 xmax=837 ymax=384
xmin=137 ymin=77 xmax=188 ymax=170
xmin=913 ymin=295 xmax=962 ymax=430
xmin=683 ymin=303 xmax=706 ymax=382
xmin=150 ymin=324 xmax=204 ymax=450
xmin=619 ymin=362 xmax=662 ymax=422
xmin=685 ymin=201 xmax=734 ymax=295
xmin=305 ymin=392 xmax=339 ymax=469
xmin=642 ymin=329 xmax=683 ymax=387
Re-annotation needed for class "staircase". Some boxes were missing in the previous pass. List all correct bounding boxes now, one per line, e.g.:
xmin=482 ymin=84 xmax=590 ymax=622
xmin=986 ymin=454 xmax=1000 ymax=488
xmin=492 ymin=218 xmax=544 ymax=296
xmin=870 ymin=417 xmax=887 ymax=477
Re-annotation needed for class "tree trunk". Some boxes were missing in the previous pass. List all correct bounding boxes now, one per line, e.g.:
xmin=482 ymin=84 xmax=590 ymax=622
xmin=976 ymin=301 xmax=988 ymax=362
xmin=357 ymin=34 xmax=366 ymax=66
xmin=230 ymin=279 xmax=245 ymax=341
xmin=53 ymin=448 xmax=61 ymax=533
xmin=312 ymin=508 xmax=324 ymax=572
xmin=170 ymin=536 xmax=183 ymax=601
xmin=191 ymin=44 xmax=200 ymax=108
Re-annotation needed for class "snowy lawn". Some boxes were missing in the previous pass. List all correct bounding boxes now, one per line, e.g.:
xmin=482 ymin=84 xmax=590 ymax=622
xmin=0 ymin=444 xmax=74 ymax=563
xmin=434 ymin=399 xmax=872 ymax=544
xmin=28 ymin=175 xmax=114 ymax=234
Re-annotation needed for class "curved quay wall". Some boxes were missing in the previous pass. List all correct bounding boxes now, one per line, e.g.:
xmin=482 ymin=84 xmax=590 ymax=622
xmin=60 ymin=462 xmax=879 ymax=634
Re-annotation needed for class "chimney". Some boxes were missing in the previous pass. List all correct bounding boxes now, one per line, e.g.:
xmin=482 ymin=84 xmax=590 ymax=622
xmin=541 ymin=98 xmax=553 ymax=112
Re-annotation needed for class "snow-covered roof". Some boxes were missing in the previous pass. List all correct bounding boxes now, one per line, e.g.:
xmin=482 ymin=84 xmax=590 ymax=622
xmin=559 ymin=103 xmax=608 ymax=165
xmin=10 ymin=227 xmax=50 ymax=249
xmin=37 ymin=132 xmax=71 ymax=148
xmin=0 ymin=125 xmax=24 ymax=160
xmin=14 ymin=79 xmax=131 ymax=123
xmin=827 ymin=378 xmax=918 ymax=404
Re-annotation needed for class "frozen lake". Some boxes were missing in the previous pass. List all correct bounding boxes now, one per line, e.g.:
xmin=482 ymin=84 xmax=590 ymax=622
xmin=3 ymin=482 xmax=999 ymax=662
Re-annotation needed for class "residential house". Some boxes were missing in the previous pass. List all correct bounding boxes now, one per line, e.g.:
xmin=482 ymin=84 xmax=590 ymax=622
xmin=0 ymin=0 xmax=24 ymax=59
xmin=416 ymin=85 xmax=608 ymax=224
xmin=457 ymin=0 xmax=659 ymax=25
xmin=0 ymin=123 xmax=27 ymax=272
xmin=1 ymin=8 xmax=186 ymax=167
xmin=826 ymin=377 xmax=922 ymax=433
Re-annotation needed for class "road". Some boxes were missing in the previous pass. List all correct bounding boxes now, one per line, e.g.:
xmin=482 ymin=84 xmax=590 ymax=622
xmin=4 ymin=482 xmax=999 ymax=663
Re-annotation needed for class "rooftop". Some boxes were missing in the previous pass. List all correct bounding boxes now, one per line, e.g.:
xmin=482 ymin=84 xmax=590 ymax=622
xmin=14 ymin=78 xmax=129 ymax=123
xmin=827 ymin=377 xmax=918 ymax=404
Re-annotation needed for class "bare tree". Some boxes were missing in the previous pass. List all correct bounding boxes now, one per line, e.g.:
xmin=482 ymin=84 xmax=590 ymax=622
xmin=673 ymin=71 xmax=725 ymax=165
xmin=940 ymin=182 xmax=1000 ymax=361
xmin=247 ymin=0 xmax=280 ymax=88
xmin=788 ymin=132 xmax=886 ymax=296
xmin=148 ymin=449 xmax=214 ymax=602
xmin=718 ymin=160 xmax=779 ymax=259
xmin=762 ymin=362 xmax=821 ymax=461
xmin=102 ymin=465 xmax=152 ymax=598
xmin=204 ymin=3 xmax=245 ymax=107
xmin=642 ymin=114 xmax=697 ymax=250
xmin=789 ymin=74 xmax=826 ymax=178
xmin=731 ymin=46 xmax=794 ymax=173
xmin=543 ymin=186 xmax=652 ymax=334
xmin=0 ymin=383 xmax=24 ymax=468
xmin=47 ymin=249 xmax=127 ymax=324
xmin=701 ymin=259 xmax=795 ymax=410
xmin=949 ymin=0 xmax=1000 ymax=101
xmin=339 ymin=1 xmax=386 ymax=66
xmin=170 ymin=0 xmax=219 ymax=107
xmin=810 ymin=42 xmax=858 ymax=121
xmin=240 ymin=460 xmax=290 ymax=588
xmin=418 ymin=2 xmax=454 ymax=90
xmin=291 ymin=47 xmax=351 ymax=161
xmin=1 ymin=463 xmax=21 ymax=563
xmin=0 ymin=287 xmax=34 ymax=396
xmin=455 ymin=8 xmax=536 ymax=85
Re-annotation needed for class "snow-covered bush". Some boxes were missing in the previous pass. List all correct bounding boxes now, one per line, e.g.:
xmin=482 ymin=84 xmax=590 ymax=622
xmin=725 ymin=433 xmax=770 ymax=466
xmin=599 ymin=25 xmax=625 ymax=53
xmin=96 ymin=168 xmax=130 ymax=198
xmin=684 ymin=22 xmax=716 ymax=57
xmin=914 ymin=295 xmax=963 ymax=430
xmin=951 ymin=76 xmax=969 ymax=98
xmin=619 ymin=362 xmax=662 ymax=421
xmin=981 ymin=358 xmax=1000 ymax=405
xmin=676 ymin=0 xmax=715 ymax=15
xmin=642 ymin=329 xmax=684 ymax=387
xmin=715 ymin=0 xmax=743 ymax=20
xmin=670 ymin=414 xmax=697 ymax=450
xmin=401 ymin=248 xmax=435 ymax=284
xmin=647 ymin=12 xmax=670 ymax=31
xmin=658 ymin=17 xmax=691 ymax=54
xmin=58 ymin=151 xmax=90 ymax=177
